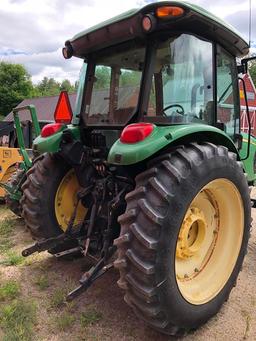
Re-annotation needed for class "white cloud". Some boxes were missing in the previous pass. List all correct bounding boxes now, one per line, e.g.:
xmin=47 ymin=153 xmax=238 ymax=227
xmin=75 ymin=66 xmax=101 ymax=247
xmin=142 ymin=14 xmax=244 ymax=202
xmin=0 ymin=0 xmax=255 ymax=83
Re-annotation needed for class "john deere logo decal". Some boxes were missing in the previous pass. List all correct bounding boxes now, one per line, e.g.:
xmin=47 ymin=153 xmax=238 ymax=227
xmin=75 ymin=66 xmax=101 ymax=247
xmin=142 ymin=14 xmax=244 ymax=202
xmin=3 ymin=150 xmax=11 ymax=158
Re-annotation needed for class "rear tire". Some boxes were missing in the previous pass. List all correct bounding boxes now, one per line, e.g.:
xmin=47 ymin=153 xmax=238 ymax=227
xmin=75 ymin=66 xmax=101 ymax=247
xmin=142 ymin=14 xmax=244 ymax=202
xmin=21 ymin=153 xmax=86 ymax=254
xmin=115 ymin=143 xmax=251 ymax=335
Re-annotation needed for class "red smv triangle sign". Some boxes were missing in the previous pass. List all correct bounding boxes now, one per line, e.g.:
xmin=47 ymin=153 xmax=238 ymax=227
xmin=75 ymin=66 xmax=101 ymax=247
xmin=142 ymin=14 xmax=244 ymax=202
xmin=54 ymin=91 xmax=73 ymax=124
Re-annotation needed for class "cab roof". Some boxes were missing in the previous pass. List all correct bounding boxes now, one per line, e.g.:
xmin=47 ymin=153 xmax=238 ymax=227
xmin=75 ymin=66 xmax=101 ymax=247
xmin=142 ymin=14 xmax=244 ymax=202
xmin=65 ymin=1 xmax=249 ymax=59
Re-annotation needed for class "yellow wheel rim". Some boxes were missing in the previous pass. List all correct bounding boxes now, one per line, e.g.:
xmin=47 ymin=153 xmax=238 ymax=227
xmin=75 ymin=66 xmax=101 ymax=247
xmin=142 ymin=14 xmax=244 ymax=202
xmin=175 ymin=178 xmax=244 ymax=305
xmin=55 ymin=169 xmax=87 ymax=231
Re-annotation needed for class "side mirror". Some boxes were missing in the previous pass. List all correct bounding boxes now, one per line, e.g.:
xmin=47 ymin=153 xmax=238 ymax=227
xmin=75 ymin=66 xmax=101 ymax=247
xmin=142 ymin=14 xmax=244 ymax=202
xmin=237 ymin=56 xmax=256 ymax=74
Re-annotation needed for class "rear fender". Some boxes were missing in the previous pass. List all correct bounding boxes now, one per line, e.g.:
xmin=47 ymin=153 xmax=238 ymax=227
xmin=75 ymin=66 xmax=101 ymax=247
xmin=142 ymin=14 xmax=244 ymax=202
xmin=32 ymin=125 xmax=80 ymax=154
xmin=107 ymin=124 xmax=238 ymax=165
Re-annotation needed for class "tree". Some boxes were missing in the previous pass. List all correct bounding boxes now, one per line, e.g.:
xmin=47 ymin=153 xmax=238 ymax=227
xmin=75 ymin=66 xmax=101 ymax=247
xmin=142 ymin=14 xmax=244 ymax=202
xmin=0 ymin=62 xmax=34 ymax=116
xmin=95 ymin=66 xmax=111 ymax=89
xmin=249 ymin=60 xmax=256 ymax=86
xmin=35 ymin=77 xmax=76 ymax=96
xmin=120 ymin=70 xmax=141 ymax=87
xmin=35 ymin=77 xmax=60 ymax=96
xmin=60 ymin=79 xmax=75 ymax=92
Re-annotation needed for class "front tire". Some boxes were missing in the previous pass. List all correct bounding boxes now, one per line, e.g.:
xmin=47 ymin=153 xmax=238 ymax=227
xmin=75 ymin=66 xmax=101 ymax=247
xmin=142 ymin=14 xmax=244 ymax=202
xmin=115 ymin=143 xmax=251 ymax=335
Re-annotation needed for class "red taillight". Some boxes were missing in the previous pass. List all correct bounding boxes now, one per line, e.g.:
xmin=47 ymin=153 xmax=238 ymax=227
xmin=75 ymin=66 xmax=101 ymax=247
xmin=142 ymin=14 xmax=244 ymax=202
xmin=41 ymin=123 xmax=64 ymax=138
xmin=120 ymin=123 xmax=154 ymax=144
xmin=54 ymin=91 xmax=73 ymax=124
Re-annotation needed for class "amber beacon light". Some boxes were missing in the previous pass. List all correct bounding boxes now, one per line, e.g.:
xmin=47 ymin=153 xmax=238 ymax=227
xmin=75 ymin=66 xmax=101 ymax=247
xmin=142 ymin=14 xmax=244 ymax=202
xmin=156 ymin=6 xmax=184 ymax=18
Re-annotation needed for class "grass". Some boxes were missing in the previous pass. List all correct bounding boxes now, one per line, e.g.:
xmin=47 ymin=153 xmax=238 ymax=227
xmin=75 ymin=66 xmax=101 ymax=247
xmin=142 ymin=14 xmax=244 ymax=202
xmin=0 ymin=238 xmax=15 ymax=253
xmin=23 ymin=254 xmax=43 ymax=267
xmin=0 ymin=218 xmax=15 ymax=237
xmin=0 ymin=299 xmax=37 ymax=341
xmin=80 ymin=308 xmax=102 ymax=327
xmin=0 ymin=217 xmax=15 ymax=254
xmin=49 ymin=288 xmax=66 ymax=309
xmin=0 ymin=251 xmax=24 ymax=266
xmin=34 ymin=274 xmax=49 ymax=290
xmin=55 ymin=311 xmax=75 ymax=331
xmin=0 ymin=280 xmax=20 ymax=301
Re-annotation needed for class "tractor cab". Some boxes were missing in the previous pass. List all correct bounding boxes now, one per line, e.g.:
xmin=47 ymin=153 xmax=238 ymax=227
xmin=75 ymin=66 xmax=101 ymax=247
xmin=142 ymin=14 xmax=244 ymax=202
xmin=62 ymin=2 xmax=248 ymax=139
xmin=76 ymin=30 xmax=239 ymax=136
xmin=37 ymin=1 xmax=253 ymax=159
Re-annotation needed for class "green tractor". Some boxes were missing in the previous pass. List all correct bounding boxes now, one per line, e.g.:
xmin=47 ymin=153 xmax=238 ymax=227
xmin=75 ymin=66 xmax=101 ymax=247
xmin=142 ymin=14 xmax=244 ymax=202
xmin=21 ymin=1 xmax=256 ymax=335
xmin=1 ymin=104 xmax=53 ymax=217
xmin=1 ymin=105 xmax=42 ymax=216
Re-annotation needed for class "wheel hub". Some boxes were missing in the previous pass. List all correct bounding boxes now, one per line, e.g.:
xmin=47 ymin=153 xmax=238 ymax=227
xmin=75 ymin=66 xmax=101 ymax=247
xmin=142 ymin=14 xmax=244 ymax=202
xmin=175 ymin=179 xmax=244 ymax=305
xmin=55 ymin=169 xmax=87 ymax=231
xmin=176 ymin=207 xmax=206 ymax=259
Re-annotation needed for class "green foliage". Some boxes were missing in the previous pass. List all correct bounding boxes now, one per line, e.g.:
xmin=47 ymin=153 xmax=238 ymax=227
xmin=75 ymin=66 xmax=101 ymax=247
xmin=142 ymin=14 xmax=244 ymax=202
xmin=60 ymin=79 xmax=74 ymax=92
xmin=94 ymin=67 xmax=141 ymax=90
xmin=34 ymin=274 xmax=49 ymax=290
xmin=0 ymin=62 xmax=77 ymax=117
xmin=49 ymin=288 xmax=66 ymax=309
xmin=0 ymin=299 xmax=36 ymax=341
xmin=95 ymin=66 xmax=111 ymax=89
xmin=249 ymin=61 xmax=256 ymax=86
xmin=120 ymin=70 xmax=141 ymax=87
xmin=0 ymin=251 xmax=24 ymax=266
xmin=55 ymin=312 xmax=75 ymax=331
xmin=0 ymin=61 xmax=141 ymax=118
xmin=0 ymin=218 xmax=15 ymax=254
xmin=35 ymin=77 xmax=76 ymax=96
xmin=80 ymin=308 xmax=102 ymax=327
xmin=0 ymin=62 xmax=34 ymax=116
xmin=0 ymin=281 xmax=20 ymax=301
xmin=35 ymin=77 xmax=60 ymax=96
xmin=0 ymin=218 xmax=14 ymax=237
xmin=0 ymin=239 xmax=15 ymax=253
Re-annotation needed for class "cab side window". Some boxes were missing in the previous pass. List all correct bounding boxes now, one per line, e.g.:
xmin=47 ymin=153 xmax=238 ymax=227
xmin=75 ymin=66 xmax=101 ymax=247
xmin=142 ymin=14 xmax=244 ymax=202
xmin=216 ymin=47 xmax=239 ymax=137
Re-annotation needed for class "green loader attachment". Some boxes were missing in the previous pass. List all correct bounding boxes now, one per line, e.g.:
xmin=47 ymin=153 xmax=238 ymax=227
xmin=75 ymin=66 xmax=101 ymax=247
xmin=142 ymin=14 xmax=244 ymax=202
xmin=2 ymin=105 xmax=41 ymax=215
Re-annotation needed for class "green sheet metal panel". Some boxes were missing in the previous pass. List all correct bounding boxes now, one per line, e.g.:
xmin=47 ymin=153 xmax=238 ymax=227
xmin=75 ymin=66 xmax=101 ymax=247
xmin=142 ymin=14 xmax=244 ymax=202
xmin=108 ymin=124 xmax=237 ymax=165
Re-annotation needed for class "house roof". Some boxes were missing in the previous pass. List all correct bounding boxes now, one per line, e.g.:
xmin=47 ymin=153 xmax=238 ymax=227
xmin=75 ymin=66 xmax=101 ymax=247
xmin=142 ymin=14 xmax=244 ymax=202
xmin=4 ymin=87 xmax=138 ymax=124
xmin=4 ymin=94 xmax=77 ymax=122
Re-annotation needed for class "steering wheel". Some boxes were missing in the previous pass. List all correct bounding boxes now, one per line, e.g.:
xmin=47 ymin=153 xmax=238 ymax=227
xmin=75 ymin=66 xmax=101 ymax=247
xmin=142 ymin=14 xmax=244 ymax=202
xmin=162 ymin=104 xmax=185 ymax=116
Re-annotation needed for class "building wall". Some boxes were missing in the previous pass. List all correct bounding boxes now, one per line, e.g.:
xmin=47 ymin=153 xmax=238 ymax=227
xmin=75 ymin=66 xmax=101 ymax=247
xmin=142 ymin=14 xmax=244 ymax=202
xmin=240 ymin=74 xmax=256 ymax=136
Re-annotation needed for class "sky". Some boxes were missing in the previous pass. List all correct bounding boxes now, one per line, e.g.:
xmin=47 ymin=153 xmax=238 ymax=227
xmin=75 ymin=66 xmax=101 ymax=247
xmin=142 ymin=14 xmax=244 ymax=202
xmin=0 ymin=0 xmax=255 ymax=84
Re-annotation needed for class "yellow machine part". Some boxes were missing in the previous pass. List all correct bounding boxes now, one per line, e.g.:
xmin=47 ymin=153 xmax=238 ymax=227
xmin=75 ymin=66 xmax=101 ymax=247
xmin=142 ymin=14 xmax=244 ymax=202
xmin=0 ymin=146 xmax=23 ymax=199
xmin=175 ymin=178 xmax=243 ymax=305
xmin=55 ymin=169 xmax=88 ymax=231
